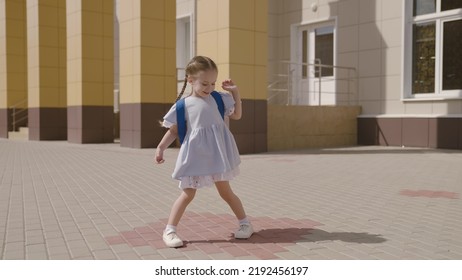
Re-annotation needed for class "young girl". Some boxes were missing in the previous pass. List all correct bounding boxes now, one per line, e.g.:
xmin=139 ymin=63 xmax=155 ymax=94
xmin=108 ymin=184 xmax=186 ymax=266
xmin=155 ymin=56 xmax=253 ymax=248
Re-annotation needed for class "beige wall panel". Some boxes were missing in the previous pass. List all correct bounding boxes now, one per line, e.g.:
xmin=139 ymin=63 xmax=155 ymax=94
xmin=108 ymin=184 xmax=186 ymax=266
xmin=359 ymin=77 xmax=381 ymax=101
xmin=8 ymin=54 xmax=26 ymax=72
xmin=383 ymin=100 xmax=405 ymax=115
xmin=216 ymin=0 xmax=230 ymax=29
xmin=6 ymin=36 xmax=26 ymax=55
xmin=381 ymin=0 xmax=402 ymax=20
xmin=82 ymin=59 xmax=104 ymax=82
xmin=40 ymin=47 xmax=60 ymax=67
xmin=40 ymin=67 xmax=59 ymax=87
xmin=82 ymin=82 xmax=104 ymax=105
xmin=255 ymin=0 xmax=267 ymax=32
xmin=141 ymin=47 xmax=165 ymax=76
xmin=39 ymin=5 xmax=59 ymax=27
xmin=67 ymin=59 xmax=82 ymax=83
xmin=164 ymin=76 xmax=177 ymax=102
xmin=119 ymin=48 xmax=133 ymax=76
xmin=229 ymin=64 xmax=254 ymax=99
xmin=67 ymin=35 xmax=81 ymax=60
xmin=119 ymin=76 xmax=133 ymax=103
xmin=1 ymin=0 xmax=28 ymax=108
xmin=119 ymin=20 xmax=134 ymax=50
xmin=164 ymin=48 xmax=176 ymax=74
xmin=119 ymin=0 xmax=175 ymax=105
xmin=197 ymin=31 xmax=218 ymax=61
xmin=139 ymin=75 xmax=163 ymax=103
xmin=67 ymin=0 xmax=113 ymax=107
xmin=359 ymin=0 xmax=381 ymax=23
xmin=358 ymin=49 xmax=381 ymax=78
xmin=28 ymin=87 xmax=39 ymax=107
xmin=140 ymin=18 xmax=164 ymax=48
xmin=139 ymin=0 xmax=164 ymax=20
xmin=7 ymin=72 xmax=27 ymax=91
xmin=337 ymin=26 xmax=359 ymax=53
xmin=338 ymin=0 xmax=359 ymax=27
xmin=217 ymin=29 xmax=230 ymax=64
xmin=81 ymin=36 xmax=103 ymax=59
xmin=81 ymin=12 xmax=104 ymax=36
xmin=359 ymin=22 xmax=381 ymax=51
xmin=66 ymin=82 xmax=81 ymax=106
xmin=66 ymin=0 xmax=80 ymax=14
xmin=254 ymin=66 xmax=267 ymax=100
xmin=405 ymin=102 xmax=433 ymax=115
xmin=380 ymin=18 xmax=401 ymax=48
xmin=165 ymin=20 xmax=175 ymax=49
xmin=382 ymin=47 xmax=401 ymax=76
xmin=255 ymin=32 xmax=267 ymax=66
xmin=229 ymin=0 xmax=254 ymax=30
xmin=117 ymin=0 xmax=134 ymax=23
xmin=229 ymin=29 xmax=254 ymax=65
xmin=197 ymin=0 xmax=217 ymax=33
xmin=382 ymin=75 xmax=401 ymax=101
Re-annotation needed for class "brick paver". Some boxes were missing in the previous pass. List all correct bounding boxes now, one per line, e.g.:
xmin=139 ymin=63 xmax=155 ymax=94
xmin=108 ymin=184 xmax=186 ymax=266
xmin=1 ymin=139 xmax=461 ymax=259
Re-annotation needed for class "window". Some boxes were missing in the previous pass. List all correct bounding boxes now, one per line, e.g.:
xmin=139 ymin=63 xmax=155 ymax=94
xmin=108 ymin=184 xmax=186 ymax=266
xmin=314 ymin=26 xmax=334 ymax=78
xmin=404 ymin=0 xmax=462 ymax=99
xmin=176 ymin=16 xmax=193 ymax=79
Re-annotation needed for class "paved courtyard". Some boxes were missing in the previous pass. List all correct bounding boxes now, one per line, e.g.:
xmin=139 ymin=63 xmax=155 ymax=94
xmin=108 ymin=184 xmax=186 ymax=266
xmin=0 ymin=139 xmax=461 ymax=260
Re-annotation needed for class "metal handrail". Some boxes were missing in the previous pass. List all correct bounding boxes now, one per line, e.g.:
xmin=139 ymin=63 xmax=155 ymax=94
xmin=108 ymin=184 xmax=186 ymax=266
xmin=9 ymin=98 xmax=28 ymax=131
xmin=268 ymin=60 xmax=358 ymax=106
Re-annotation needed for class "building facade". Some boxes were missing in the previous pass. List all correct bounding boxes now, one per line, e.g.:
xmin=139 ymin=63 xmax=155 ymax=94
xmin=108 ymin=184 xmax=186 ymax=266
xmin=1 ymin=0 xmax=461 ymax=151
xmin=267 ymin=0 xmax=462 ymax=149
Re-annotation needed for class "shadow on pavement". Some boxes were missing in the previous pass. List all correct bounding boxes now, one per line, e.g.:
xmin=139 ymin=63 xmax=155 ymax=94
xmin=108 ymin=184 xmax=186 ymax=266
xmin=185 ymin=228 xmax=387 ymax=246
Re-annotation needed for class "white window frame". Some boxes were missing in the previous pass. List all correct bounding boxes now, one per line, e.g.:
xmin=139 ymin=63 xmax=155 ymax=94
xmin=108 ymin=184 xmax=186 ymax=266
xmin=402 ymin=0 xmax=462 ymax=101
xmin=176 ymin=14 xmax=195 ymax=70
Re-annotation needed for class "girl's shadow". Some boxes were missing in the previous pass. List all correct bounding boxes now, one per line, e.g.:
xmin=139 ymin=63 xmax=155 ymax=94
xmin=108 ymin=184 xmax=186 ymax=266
xmin=185 ymin=228 xmax=386 ymax=246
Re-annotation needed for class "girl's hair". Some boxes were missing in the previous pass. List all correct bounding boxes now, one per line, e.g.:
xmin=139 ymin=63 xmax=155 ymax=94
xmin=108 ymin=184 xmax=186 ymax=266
xmin=175 ymin=56 xmax=218 ymax=102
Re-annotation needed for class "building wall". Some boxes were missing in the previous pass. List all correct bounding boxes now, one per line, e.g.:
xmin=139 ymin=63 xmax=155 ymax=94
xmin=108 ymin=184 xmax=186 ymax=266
xmin=27 ymin=0 xmax=67 ymax=140
xmin=195 ymin=0 xmax=268 ymax=154
xmin=269 ymin=0 xmax=462 ymax=149
xmin=268 ymin=105 xmax=360 ymax=151
xmin=0 ymin=0 xmax=28 ymax=137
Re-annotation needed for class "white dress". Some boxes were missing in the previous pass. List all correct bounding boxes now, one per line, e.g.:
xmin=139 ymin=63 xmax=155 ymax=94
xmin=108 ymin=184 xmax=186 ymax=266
xmin=162 ymin=92 xmax=241 ymax=189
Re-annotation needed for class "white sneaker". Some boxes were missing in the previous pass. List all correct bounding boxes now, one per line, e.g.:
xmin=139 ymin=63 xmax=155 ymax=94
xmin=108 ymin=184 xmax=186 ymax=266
xmin=163 ymin=231 xmax=184 ymax=248
xmin=234 ymin=223 xmax=254 ymax=239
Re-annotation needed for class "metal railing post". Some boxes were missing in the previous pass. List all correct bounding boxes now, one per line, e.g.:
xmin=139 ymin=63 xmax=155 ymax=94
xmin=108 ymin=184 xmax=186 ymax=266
xmin=267 ymin=60 xmax=357 ymax=106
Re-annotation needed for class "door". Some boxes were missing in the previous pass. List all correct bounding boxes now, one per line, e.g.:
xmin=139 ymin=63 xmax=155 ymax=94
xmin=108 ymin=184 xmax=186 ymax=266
xmin=295 ymin=22 xmax=336 ymax=105
xmin=176 ymin=16 xmax=193 ymax=93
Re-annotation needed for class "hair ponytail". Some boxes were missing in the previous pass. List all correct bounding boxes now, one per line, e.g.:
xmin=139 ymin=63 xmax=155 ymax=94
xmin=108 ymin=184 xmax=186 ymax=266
xmin=175 ymin=75 xmax=188 ymax=103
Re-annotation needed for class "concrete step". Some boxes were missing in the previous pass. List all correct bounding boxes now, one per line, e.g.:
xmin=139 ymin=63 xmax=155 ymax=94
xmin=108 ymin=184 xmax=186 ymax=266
xmin=8 ymin=127 xmax=28 ymax=140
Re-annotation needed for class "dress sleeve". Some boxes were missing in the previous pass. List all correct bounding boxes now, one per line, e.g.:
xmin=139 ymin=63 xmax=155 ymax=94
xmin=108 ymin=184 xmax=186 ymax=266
xmin=162 ymin=103 xmax=177 ymax=128
xmin=219 ymin=92 xmax=236 ymax=116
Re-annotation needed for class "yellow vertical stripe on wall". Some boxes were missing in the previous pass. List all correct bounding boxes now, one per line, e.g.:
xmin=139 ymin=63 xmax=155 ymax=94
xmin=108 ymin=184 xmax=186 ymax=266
xmin=118 ymin=0 xmax=176 ymax=105
xmin=27 ymin=0 xmax=67 ymax=108
xmin=196 ymin=0 xmax=267 ymax=101
xmin=66 ymin=0 xmax=113 ymax=107
xmin=0 ymin=0 xmax=28 ymax=108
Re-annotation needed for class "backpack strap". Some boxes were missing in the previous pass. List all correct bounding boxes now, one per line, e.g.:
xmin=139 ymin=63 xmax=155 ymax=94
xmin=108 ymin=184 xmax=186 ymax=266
xmin=211 ymin=91 xmax=225 ymax=119
xmin=176 ymin=92 xmax=224 ymax=145
xmin=176 ymin=98 xmax=187 ymax=144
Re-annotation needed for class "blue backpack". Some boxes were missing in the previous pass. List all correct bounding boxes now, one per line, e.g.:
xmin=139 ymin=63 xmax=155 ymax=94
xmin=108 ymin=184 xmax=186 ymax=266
xmin=176 ymin=91 xmax=225 ymax=144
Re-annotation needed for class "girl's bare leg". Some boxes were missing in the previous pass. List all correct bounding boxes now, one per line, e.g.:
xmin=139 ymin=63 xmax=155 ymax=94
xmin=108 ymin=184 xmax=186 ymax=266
xmin=215 ymin=181 xmax=246 ymax=220
xmin=167 ymin=188 xmax=197 ymax=226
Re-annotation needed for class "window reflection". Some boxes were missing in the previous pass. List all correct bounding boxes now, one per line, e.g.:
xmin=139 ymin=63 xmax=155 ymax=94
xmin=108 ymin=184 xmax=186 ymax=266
xmin=443 ymin=19 xmax=462 ymax=90
xmin=442 ymin=0 xmax=462 ymax=11
xmin=412 ymin=22 xmax=436 ymax=94
xmin=413 ymin=0 xmax=436 ymax=16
